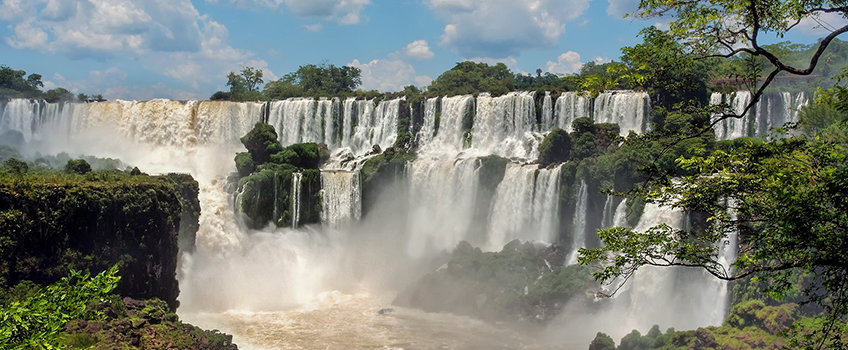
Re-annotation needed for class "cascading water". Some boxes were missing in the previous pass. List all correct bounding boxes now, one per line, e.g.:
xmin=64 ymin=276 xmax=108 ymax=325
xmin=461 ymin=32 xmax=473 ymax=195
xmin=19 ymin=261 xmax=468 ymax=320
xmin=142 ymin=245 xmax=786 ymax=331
xmin=485 ymin=164 xmax=562 ymax=250
xmin=471 ymin=91 xmax=541 ymax=158
xmin=553 ymin=92 xmax=592 ymax=132
xmin=406 ymin=156 xmax=481 ymax=257
xmin=712 ymin=91 xmax=808 ymax=140
xmin=566 ymin=180 xmax=589 ymax=265
xmin=593 ymin=91 xmax=650 ymax=135
xmin=320 ymin=170 xmax=362 ymax=228
xmin=291 ymin=172 xmax=303 ymax=229
xmin=1 ymin=91 xmax=790 ymax=349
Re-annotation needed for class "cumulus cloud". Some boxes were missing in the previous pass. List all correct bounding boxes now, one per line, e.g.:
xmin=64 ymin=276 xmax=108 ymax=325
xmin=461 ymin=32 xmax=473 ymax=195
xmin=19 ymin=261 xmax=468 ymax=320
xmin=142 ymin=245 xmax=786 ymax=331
xmin=0 ymin=0 xmax=273 ymax=98
xmin=546 ymin=51 xmax=584 ymax=74
xmin=304 ymin=23 xmax=323 ymax=32
xmin=424 ymin=0 xmax=590 ymax=58
xmin=348 ymin=59 xmax=431 ymax=92
xmin=607 ymin=0 xmax=638 ymax=18
xmin=210 ymin=0 xmax=369 ymax=24
xmin=396 ymin=40 xmax=434 ymax=60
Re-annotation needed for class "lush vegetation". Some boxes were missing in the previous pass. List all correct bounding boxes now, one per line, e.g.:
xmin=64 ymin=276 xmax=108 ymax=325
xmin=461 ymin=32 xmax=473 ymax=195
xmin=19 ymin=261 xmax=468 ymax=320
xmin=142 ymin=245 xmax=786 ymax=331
xmin=234 ymin=123 xmax=329 ymax=228
xmin=0 ymin=265 xmax=119 ymax=349
xmin=1 ymin=65 xmax=104 ymax=102
xmin=394 ymin=240 xmax=594 ymax=323
xmin=0 ymin=158 xmax=201 ymax=310
xmin=575 ymin=0 xmax=848 ymax=348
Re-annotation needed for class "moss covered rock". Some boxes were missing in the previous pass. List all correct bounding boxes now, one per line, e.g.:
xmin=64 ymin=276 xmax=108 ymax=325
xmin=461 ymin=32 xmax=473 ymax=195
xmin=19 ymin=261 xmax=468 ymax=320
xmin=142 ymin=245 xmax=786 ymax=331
xmin=0 ymin=170 xmax=193 ymax=310
xmin=394 ymin=240 xmax=594 ymax=323
xmin=538 ymin=128 xmax=571 ymax=166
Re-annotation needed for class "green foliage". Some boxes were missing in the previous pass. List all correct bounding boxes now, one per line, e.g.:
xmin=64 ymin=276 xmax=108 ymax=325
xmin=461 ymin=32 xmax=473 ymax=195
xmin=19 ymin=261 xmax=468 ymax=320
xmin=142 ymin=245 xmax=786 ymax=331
xmin=0 ymin=265 xmax=119 ymax=350
xmin=234 ymin=152 xmax=255 ymax=178
xmin=620 ymin=27 xmax=709 ymax=111
xmin=0 ymin=170 xmax=185 ymax=309
xmin=538 ymin=128 xmax=571 ymax=166
xmin=42 ymin=88 xmax=74 ymax=103
xmin=64 ymin=159 xmax=91 ymax=174
xmin=2 ymin=158 xmax=28 ymax=176
xmin=427 ymin=61 xmax=515 ymax=96
xmin=581 ymin=134 xmax=848 ymax=344
xmin=213 ymin=66 xmax=267 ymax=101
xmin=395 ymin=241 xmax=594 ymax=323
xmin=588 ymin=332 xmax=616 ymax=350
xmin=264 ymin=62 xmax=361 ymax=99
xmin=240 ymin=123 xmax=283 ymax=165
xmin=0 ymin=65 xmax=43 ymax=98
xmin=270 ymin=143 xmax=329 ymax=169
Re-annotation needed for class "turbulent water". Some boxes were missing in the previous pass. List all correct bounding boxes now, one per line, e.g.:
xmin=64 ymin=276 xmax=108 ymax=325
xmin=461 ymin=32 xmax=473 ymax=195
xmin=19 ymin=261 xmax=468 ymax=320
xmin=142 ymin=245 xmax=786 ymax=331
xmin=0 ymin=91 xmax=792 ymax=349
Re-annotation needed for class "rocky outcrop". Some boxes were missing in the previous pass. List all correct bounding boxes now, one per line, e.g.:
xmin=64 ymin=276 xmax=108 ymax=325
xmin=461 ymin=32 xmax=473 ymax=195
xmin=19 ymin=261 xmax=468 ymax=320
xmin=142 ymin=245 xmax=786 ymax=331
xmin=63 ymin=297 xmax=238 ymax=350
xmin=393 ymin=240 xmax=595 ymax=323
xmin=0 ymin=171 xmax=198 ymax=310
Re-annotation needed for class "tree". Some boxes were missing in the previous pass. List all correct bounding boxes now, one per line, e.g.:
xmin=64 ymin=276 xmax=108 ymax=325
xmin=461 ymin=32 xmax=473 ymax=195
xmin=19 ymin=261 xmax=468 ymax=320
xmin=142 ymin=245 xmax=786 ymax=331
xmin=64 ymin=159 xmax=92 ymax=174
xmin=620 ymin=27 xmax=709 ymax=112
xmin=264 ymin=63 xmax=362 ymax=99
xmin=632 ymin=0 xmax=847 ymax=126
xmin=0 ymin=266 xmax=120 ymax=349
xmin=582 ymin=1 xmax=848 ymax=346
xmin=43 ymin=88 xmax=74 ymax=102
xmin=588 ymin=332 xmax=616 ymax=350
xmin=427 ymin=61 xmax=515 ymax=96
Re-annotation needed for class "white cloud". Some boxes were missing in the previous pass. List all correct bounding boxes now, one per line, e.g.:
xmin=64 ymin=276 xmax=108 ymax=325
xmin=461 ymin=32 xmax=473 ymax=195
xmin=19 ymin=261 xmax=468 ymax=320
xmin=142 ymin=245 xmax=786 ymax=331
xmin=0 ymin=0 xmax=274 ymax=99
xmin=210 ymin=0 xmax=369 ymax=24
xmin=398 ymin=40 xmax=434 ymax=60
xmin=797 ymin=12 xmax=846 ymax=36
xmin=348 ymin=59 xmax=430 ymax=92
xmin=424 ymin=0 xmax=590 ymax=58
xmin=304 ymin=23 xmax=323 ymax=32
xmin=546 ymin=51 xmax=584 ymax=74
xmin=607 ymin=0 xmax=638 ymax=18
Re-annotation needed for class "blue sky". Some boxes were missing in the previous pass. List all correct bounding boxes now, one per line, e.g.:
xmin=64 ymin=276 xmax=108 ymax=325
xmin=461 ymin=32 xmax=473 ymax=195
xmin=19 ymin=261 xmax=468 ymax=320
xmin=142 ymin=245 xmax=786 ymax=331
xmin=0 ymin=0 xmax=839 ymax=100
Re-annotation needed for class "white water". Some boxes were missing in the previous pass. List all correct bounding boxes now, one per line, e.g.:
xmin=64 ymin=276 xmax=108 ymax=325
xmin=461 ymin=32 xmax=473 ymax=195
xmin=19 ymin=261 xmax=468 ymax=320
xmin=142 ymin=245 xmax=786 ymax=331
xmin=484 ymin=164 xmax=562 ymax=250
xmin=471 ymin=92 xmax=540 ymax=158
xmin=712 ymin=91 xmax=808 ymax=140
xmin=566 ymin=180 xmax=589 ymax=265
xmin=291 ymin=172 xmax=303 ymax=229
xmin=593 ymin=91 xmax=650 ymax=135
xmin=553 ymin=92 xmax=592 ymax=132
xmin=320 ymin=170 xmax=362 ymax=228
xmin=0 ymin=95 xmax=763 ymax=349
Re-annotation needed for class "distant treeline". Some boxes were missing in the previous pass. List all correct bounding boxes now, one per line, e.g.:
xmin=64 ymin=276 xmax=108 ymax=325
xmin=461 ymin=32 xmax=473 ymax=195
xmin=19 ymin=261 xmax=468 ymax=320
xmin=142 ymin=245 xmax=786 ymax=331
xmin=0 ymin=65 xmax=105 ymax=102
xmin=213 ymin=30 xmax=848 ymax=112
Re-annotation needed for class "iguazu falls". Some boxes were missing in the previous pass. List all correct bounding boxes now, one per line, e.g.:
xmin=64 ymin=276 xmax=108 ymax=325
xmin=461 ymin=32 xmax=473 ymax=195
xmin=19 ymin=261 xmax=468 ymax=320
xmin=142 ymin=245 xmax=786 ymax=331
xmin=1 ymin=1 xmax=848 ymax=349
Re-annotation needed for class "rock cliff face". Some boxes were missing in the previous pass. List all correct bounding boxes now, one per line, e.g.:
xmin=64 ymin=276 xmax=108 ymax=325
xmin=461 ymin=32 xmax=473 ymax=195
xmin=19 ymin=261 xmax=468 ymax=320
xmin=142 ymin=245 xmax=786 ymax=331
xmin=0 ymin=171 xmax=199 ymax=310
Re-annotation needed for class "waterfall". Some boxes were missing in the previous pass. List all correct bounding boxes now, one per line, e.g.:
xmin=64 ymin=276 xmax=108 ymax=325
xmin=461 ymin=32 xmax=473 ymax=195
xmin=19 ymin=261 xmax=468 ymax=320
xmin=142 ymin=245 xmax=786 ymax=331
xmin=267 ymin=98 xmax=339 ymax=147
xmin=593 ymin=91 xmax=650 ymax=135
xmin=485 ymin=164 xmax=537 ymax=249
xmin=612 ymin=199 xmax=628 ymax=227
xmin=471 ymin=91 xmax=539 ymax=158
xmin=320 ymin=170 xmax=362 ymax=228
xmin=566 ymin=180 xmax=589 ymax=265
xmin=417 ymin=97 xmax=439 ymax=145
xmin=291 ymin=172 xmax=303 ymax=229
xmin=554 ymin=92 xmax=592 ymax=132
xmin=712 ymin=91 xmax=808 ymax=140
xmin=600 ymin=195 xmax=615 ymax=229
xmin=406 ymin=156 xmax=481 ymax=257
xmin=541 ymin=92 xmax=553 ymax=130
xmin=341 ymin=98 xmax=401 ymax=155
xmin=422 ymin=95 xmax=474 ymax=151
